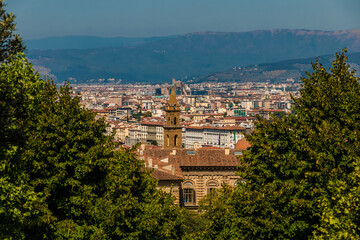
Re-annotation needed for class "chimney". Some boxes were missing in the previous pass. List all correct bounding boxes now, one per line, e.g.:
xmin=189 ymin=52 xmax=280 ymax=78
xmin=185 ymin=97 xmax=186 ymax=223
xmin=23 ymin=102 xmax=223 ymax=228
xmin=225 ymin=147 xmax=230 ymax=155
xmin=141 ymin=143 xmax=146 ymax=151
xmin=170 ymin=149 xmax=177 ymax=155
xmin=194 ymin=142 xmax=200 ymax=151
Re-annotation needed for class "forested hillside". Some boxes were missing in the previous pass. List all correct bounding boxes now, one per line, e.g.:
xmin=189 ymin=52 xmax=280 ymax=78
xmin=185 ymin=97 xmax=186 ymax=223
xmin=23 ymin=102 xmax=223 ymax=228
xmin=28 ymin=29 xmax=360 ymax=84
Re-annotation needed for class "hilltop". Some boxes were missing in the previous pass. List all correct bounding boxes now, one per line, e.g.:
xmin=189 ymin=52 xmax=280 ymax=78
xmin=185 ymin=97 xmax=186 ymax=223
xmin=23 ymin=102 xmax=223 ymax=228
xmin=27 ymin=29 xmax=360 ymax=84
xmin=194 ymin=52 xmax=360 ymax=84
xmin=26 ymin=35 xmax=169 ymax=50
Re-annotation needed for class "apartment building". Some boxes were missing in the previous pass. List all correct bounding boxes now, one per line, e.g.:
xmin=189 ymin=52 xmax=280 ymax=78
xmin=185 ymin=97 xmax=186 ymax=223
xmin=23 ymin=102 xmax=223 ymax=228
xmin=184 ymin=125 xmax=246 ymax=149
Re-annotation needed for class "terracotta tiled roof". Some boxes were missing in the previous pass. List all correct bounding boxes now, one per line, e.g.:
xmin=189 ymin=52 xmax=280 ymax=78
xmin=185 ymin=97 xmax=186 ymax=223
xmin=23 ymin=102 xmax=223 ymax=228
xmin=181 ymin=122 xmax=194 ymax=126
xmin=186 ymin=126 xmax=246 ymax=131
xmin=259 ymin=109 xmax=286 ymax=112
xmin=215 ymin=126 xmax=246 ymax=130
xmin=150 ymin=168 xmax=183 ymax=181
xmin=225 ymin=116 xmax=256 ymax=120
xmin=141 ymin=148 xmax=242 ymax=176
xmin=208 ymin=113 xmax=223 ymax=116
xmin=140 ymin=121 xmax=165 ymax=126
xmin=186 ymin=126 xmax=203 ymax=130
xmin=93 ymin=109 xmax=108 ymax=113
xmin=198 ymin=147 xmax=221 ymax=149
xmin=175 ymin=149 xmax=240 ymax=167
xmin=145 ymin=145 xmax=163 ymax=150
xmin=235 ymin=138 xmax=251 ymax=150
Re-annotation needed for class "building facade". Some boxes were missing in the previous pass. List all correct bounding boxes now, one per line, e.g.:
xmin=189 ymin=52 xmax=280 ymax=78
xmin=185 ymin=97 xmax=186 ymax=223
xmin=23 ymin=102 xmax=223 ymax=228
xmin=184 ymin=126 xmax=246 ymax=149
xmin=140 ymin=146 xmax=247 ymax=209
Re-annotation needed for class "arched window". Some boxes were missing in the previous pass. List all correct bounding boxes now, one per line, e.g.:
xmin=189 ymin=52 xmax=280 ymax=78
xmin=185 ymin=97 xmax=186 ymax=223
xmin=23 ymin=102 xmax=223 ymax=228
xmin=174 ymin=134 xmax=178 ymax=146
xmin=167 ymin=134 xmax=170 ymax=146
xmin=184 ymin=181 xmax=193 ymax=186
xmin=234 ymin=179 xmax=246 ymax=187
xmin=174 ymin=117 xmax=177 ymax=125
xmin=183 ymin=181 xmax=195 ymax=205
xmin=207 ymin=180 xmax=219 ymax=194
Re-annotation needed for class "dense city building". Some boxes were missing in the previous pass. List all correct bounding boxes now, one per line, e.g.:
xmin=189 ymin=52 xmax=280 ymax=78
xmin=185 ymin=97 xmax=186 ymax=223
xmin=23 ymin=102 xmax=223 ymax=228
xmin=76 ymin=80 xmax=298 ymax=207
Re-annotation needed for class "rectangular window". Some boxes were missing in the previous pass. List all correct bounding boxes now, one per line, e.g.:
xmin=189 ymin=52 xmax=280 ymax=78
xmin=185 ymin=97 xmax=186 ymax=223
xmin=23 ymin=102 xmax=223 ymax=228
xmin=184 ymin=189 xmax=195 ymax=204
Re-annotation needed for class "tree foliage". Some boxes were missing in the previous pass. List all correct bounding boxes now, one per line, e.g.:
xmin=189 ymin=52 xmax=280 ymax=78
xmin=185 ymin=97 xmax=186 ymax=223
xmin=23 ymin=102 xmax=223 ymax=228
xmin=200 ymin=50 xmax=360 ymax=239
xmin=0 ymin=55 xmax=184 ymax=239
xmin=0 ymin=54 xmax=52 ymax=239
xmin=0 ymin=0 xmax=25 ymax=62
xmin=0 ymin=5 xmax=184 ymax=238
xmin=143 ymin=111 xmax=152 ymax=118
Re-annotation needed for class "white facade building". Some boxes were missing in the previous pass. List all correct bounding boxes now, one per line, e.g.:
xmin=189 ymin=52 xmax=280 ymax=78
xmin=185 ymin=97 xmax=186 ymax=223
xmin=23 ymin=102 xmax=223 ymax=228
xmin=184 ymin=126 xmax=246 ymax=149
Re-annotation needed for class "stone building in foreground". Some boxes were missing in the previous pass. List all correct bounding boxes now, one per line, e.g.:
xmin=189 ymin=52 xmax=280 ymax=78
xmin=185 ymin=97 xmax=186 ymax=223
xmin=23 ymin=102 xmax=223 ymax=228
xmin=138 ymin=137 xmax=251 ymax=209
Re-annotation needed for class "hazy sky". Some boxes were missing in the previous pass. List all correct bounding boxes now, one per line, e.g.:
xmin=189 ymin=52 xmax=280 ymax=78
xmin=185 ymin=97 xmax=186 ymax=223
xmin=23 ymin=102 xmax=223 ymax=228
xmin=6 ymin=0 xmax=360 ymax=40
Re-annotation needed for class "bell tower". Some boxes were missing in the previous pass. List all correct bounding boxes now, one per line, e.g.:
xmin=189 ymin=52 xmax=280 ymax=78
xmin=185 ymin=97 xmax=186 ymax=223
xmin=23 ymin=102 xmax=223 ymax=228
xmin=164 ymin=86 xmax=182 ymax=149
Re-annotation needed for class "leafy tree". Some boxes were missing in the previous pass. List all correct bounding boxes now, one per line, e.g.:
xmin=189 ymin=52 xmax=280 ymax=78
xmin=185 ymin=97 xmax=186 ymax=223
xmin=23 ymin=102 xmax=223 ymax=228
xmin=132 ymin=111 xmax=142 ymax=122
xmin=0 ymin=55 xmax=185 ymax=239
xmin=151 ymin=140 xmax=158 ymax=146
xmin=200 ymin=50 xmax=360 ymax=239
xmin=143 ymin=111 xmax=152 ymax=118
xmin=0 ymin=54 xmax=51 ymax=239
xmin=272 ymin=110 xmax=287 ymax=119
xmin=181 ymin=209 xmax=208 ymax=239
xmin=0 ymin=0 xmax=25 ymax=62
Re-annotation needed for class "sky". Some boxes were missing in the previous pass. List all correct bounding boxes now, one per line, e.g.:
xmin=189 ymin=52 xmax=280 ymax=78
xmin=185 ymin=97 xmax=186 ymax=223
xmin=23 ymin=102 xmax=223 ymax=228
xmin=6 ymin=0 xmax=360 ymax=40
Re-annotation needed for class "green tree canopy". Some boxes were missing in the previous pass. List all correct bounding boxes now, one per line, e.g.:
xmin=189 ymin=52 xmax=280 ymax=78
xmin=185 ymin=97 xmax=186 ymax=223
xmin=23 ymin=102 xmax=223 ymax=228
xmin=151 ymin=140 xmax=158 ymax=146
xmin=0 ymin=55 xmax=184 ymax=239
xmin=200 ymin=50 xmax=360 ymax=239
xmin=0 ymin=0 xmax=25 ymax=62
xmin=0 ymin=6 xmax=185 ymax=236
xmin=0 ymin=54 xmax=52 ymax=239
xmin=143 ymin=111 xmax=152 ymax=118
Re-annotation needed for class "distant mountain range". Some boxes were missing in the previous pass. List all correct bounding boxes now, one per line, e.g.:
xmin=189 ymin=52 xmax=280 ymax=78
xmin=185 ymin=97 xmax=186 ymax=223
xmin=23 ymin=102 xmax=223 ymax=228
xmin=26 ymin=36 xmax=169 ymax=50
xmin=195 ymin=52 xmax=360 ymax=84
xmin=26 ymin=29 xmax=360 ymax=84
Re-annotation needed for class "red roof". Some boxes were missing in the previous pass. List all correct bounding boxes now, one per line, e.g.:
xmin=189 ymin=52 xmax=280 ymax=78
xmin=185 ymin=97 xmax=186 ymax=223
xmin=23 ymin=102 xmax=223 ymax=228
xmin=175 ymin=149 xmax=241 ymax=167
xmin=140 ymin=121 xmax=164 ymax=126
xmin=150 ymin=168 xmax=183 ymax=181
xmin=186 ymin=126 xmax=246 ymax=131
xmin=93 ymin=109 xmax=109 ymax=113
xmin=235 ymin=138 xmax=251 ymax=150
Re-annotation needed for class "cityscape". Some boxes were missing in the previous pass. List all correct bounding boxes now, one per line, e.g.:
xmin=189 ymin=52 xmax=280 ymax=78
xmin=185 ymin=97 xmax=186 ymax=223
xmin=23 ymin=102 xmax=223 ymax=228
xmin=78 ymin=79 xmax=299 ymax=149
xmin=2 ymin=0 xmax=360 ymax=239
